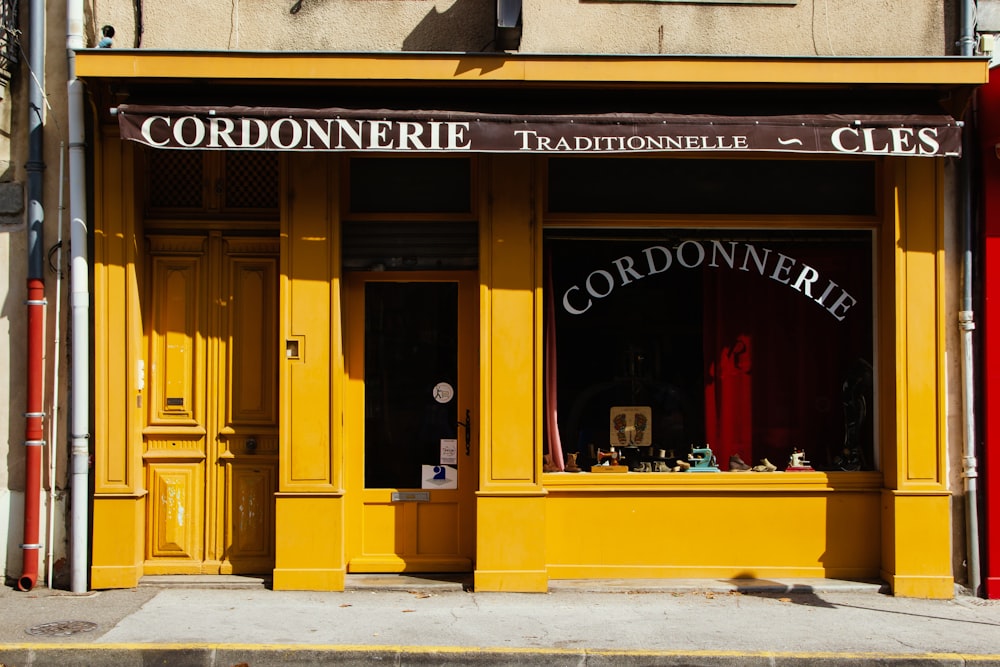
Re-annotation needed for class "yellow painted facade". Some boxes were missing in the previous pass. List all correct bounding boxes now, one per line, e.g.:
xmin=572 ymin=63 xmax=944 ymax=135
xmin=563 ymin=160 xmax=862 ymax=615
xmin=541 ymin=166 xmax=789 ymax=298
xmin=78 ymin=52 xmax=987 ymax=598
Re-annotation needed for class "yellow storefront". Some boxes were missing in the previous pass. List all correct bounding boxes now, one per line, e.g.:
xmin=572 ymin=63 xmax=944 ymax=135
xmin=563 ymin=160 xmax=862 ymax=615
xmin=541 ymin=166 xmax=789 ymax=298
xmin=76 ymin=51 xmax=987 ymax=598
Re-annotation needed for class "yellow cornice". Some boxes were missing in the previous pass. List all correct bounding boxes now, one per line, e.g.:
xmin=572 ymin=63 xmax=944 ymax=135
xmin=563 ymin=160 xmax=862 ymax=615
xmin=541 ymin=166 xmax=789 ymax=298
xmin=74 ymin=51 xmax=989 ymax=87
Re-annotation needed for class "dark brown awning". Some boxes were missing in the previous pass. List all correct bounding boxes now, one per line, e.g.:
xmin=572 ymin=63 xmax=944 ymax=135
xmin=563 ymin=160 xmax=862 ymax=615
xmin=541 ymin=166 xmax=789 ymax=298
xmin=116 ymin=104 xmax=963 ymax=157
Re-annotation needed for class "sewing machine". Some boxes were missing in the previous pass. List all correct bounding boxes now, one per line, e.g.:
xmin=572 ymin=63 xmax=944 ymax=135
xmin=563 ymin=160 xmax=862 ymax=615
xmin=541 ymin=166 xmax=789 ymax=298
xmin=591 ymin=447 xmax=629 ymax=473
xmin=686 ymin=444 xmax=720 ymax=472
xmin=786 ymin=448 xmax=815 ymax=472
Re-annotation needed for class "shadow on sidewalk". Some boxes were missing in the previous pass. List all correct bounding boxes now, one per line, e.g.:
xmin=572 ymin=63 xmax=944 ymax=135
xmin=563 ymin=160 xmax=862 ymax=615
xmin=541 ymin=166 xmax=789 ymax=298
xmin=723 ymin=579 xmax=840 ymax=608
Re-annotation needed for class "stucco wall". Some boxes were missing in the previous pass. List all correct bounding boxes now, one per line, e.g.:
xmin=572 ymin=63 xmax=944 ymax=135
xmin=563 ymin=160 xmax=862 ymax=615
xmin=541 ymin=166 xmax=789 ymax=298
xmin=523 ymin=0 xmax=949 ymax=56
xmin=1 ymin=0 xmax=71 ymax=585
xmin=83 ymin=0 xmax=953 ymax=56
xmin=942 ymin=163 xmax=968 ymax=591
xmin=2 ymin=55 xmax=25 ymax=587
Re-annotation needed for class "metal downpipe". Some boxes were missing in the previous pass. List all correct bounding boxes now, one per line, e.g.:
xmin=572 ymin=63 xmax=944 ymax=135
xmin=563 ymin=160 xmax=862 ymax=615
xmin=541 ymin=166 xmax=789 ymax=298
xmin=67 ymin=0 xmax=89 ymax=594
xmin=959 ymin=0 xmax=982 ymax=596
xmin=19 ymin=282 xmax=44 ymax=591
xmin=18 ymin=0 xmax=47 ymax=592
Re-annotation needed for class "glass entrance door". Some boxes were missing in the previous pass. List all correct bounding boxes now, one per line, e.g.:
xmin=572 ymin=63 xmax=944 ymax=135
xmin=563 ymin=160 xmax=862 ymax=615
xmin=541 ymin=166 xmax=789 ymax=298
xmin=345 ymin=271 xmax=478 ymax=572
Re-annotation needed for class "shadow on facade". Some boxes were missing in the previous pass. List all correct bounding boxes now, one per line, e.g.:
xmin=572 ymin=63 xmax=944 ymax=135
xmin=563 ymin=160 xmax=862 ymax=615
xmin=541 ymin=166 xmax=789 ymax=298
xmin=402 ymin=0 xmax=496 ymax=53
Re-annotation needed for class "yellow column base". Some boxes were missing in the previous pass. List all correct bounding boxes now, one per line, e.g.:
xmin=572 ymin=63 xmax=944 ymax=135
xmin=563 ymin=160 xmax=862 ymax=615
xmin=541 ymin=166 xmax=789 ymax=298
xmin=272 ymin=567 xmax=346 ymax=591
xmin=881 ymin=490 xmax=953 ymax=598
xmin=474 ymin=493 xmax=548 ymax=592
xmin=882 ymin=573 xmax=954 ymax=599
xmin=91 ymin=495 xmax=144 ymax=589
xmin=272 ymin=494 xmax=346 ymax=591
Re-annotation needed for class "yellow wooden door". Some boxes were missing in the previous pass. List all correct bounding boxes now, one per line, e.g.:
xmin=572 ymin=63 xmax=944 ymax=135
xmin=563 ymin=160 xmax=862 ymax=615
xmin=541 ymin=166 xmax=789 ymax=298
xmin=345 ymin=272 xmax=479 ymax=572
xmin=143 ymin=233 xmax=278 ymax=575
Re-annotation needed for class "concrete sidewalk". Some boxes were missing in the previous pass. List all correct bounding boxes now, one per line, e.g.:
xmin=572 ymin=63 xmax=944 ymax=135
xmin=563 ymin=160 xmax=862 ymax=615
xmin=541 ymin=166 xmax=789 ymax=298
xmin=3 ymin=575 xmax=1000 ymax=665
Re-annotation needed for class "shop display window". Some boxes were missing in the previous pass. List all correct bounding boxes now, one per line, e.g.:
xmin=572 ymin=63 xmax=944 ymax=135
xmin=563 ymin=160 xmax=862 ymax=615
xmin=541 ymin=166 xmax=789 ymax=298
xmin=543 ymin=229 xmax=875 ymax=474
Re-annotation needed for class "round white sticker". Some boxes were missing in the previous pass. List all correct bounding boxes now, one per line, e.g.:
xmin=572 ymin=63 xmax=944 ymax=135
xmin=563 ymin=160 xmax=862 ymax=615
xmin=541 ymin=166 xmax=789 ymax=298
xmin=432 ymin=382 xmax=455 ymax=404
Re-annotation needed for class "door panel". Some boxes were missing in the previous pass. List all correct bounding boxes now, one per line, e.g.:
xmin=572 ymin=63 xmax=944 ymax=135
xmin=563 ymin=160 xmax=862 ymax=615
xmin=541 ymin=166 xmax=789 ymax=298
xmin=149 ymin=254 xmax=203 ymax=426
xmin=144 ymin=234 xmax=278 ymax=575
xmin=148 ymin=463 xmax=204 ymax=562
xmin=229 ymin=463 xmax=275 ymax=558
xmin=346 ymin=272 xmax=478 ymax=573
xmin=416 ymin=503 xmax=459 ymax=554
xmin=362 ymin=502 xmax=404 ymax=556
xmin=226 ymin=257 xmax=278 ymax=425
xmin=217 ymin=244 xmax=279 ymax=573
xmin=144 ymin=238 xmax=210 ymax=574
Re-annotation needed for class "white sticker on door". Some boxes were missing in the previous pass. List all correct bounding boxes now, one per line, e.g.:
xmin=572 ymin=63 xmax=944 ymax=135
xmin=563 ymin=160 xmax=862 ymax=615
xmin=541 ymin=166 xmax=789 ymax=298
xmin=432 ymin=382 xmax=454 ymax=404
xmin=440 ymin=439 xmax=458 ymax=465
xmin=421 ymin=464 xmax=458 ymax=489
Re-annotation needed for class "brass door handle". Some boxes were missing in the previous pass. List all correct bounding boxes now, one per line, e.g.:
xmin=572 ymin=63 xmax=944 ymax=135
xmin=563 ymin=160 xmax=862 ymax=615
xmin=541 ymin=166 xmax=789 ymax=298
xmin=457 ymin=409 xmax=471 ymax=456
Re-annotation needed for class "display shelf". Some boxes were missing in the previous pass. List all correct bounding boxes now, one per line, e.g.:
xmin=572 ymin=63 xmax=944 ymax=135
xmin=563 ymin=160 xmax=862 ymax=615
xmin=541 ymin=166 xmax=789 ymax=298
xmin=541 ymin=470 xmax=883 ymax=492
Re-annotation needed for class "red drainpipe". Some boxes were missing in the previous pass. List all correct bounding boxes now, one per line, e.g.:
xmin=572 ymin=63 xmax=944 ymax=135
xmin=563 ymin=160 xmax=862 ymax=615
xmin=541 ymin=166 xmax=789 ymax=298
xmin=19 ymin=278 xmax=45 ymax=591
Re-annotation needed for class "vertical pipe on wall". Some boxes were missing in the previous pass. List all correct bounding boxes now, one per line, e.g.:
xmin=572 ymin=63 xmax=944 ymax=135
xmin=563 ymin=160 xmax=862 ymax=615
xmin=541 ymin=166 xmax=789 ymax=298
xmin=46 ymin=144 xmax=65 ymax=589
xmin=66 ymin=0 xmax=89 ymax=594
xmin=959 ymin=0 xmax=982 ymax=596
xmin=17 ymin=0 xmax=47 ymax=592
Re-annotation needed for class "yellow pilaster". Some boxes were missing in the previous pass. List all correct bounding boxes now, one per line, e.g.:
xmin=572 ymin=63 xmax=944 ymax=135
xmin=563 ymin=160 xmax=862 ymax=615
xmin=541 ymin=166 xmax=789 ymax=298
xmin=273 ymin=494 xmax=345 ymax=590
xmin=91 ymin=495 xmax=145 ymax=589
xmin=880 ymin=157 xmax=953 ymax=598
xmin=882 ymin=490 xmax=952 ymax=598
xmin=273 ymin=153 xmax=346 ymax=590
xmin=474 ymin=155 xmax=548 ymax=593
xmin=91 ymin=130 xmax=145 ymax=589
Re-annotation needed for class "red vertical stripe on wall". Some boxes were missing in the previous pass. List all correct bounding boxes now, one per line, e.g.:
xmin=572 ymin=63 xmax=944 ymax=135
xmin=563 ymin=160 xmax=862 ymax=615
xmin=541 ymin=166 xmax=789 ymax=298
xmin=979 ymin=66 xmax=1000 ymax=598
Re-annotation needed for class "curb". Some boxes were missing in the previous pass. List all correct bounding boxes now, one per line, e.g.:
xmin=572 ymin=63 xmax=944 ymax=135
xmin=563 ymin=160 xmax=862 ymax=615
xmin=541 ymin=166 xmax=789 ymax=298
xmin=3 ymin=644 xmax=1000 ymax=667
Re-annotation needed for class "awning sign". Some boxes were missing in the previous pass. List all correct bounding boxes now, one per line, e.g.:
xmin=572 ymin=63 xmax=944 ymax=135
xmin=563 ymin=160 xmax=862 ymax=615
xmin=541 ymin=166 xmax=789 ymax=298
xmin=116 ymin=105 xmax=963 ymax=157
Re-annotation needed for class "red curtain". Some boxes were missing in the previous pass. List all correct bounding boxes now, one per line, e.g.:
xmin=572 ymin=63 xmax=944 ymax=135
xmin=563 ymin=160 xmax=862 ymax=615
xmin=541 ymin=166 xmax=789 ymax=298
xmin=702 ymin=244 xmax=865 ymax=471
xmin=703 ymin=272 xmax=753 ymax=470
xmin=544 ymin=252 xmax=566 ymax=471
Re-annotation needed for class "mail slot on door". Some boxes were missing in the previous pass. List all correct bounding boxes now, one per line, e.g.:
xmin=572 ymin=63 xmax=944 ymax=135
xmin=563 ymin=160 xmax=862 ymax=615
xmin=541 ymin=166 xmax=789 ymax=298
xmin=391 ymin=492 xmax=430 ymax=502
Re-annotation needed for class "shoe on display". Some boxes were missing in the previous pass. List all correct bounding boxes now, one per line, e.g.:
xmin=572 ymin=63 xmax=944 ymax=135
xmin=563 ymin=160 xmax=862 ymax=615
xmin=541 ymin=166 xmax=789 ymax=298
xmin=751 ymin=458 xmax=778 ymax=472
xmin=729 ymin=453 xmax=751 ymax=471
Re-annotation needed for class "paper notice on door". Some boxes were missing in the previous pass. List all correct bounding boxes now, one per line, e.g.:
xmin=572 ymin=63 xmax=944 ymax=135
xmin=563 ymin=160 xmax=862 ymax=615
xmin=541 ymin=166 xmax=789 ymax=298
xmin=422 ymin=465 xmax=457 ymax=489
xmin=440 ymin=439 xmax=458 ymax=465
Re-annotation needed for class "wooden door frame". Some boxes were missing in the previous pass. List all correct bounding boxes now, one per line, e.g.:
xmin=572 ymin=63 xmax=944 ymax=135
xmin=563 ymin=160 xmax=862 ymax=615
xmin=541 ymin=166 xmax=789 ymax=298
xmin=343 ymin=270 xmax=479 ymax=572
